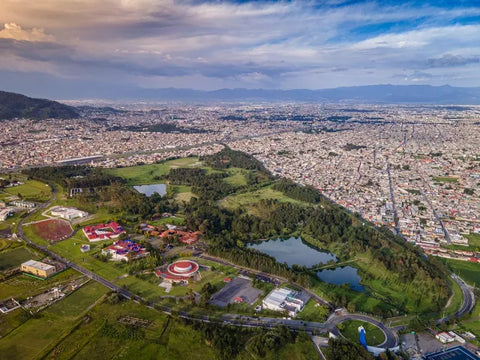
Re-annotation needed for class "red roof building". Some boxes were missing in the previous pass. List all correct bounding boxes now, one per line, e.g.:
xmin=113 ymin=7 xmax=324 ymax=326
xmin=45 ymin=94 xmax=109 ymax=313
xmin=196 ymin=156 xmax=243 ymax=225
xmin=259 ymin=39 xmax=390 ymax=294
xmin=83 ymin=222 xmax=125 ymax=242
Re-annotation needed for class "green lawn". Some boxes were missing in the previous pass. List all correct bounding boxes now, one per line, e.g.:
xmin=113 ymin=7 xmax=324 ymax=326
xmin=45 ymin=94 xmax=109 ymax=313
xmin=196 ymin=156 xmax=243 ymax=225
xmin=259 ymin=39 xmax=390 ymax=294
xmin=219 ymin=185 xmax=306 ymax=212
xmin=4 ymin=180 xmax=52 ymax=202
xmin=0 ymin=246 xmax=39 ymax=271
xmin=223 ymin=168 xmax=248 ymax=187
xmin=444 ymin=258 xmax=480 ymax=287
xmin=296 ymin=299 xmax=330 ymax=322
xmin=106 ymin=157 xmax=202 ymax=185
xmin=339 ymin=320 xmax=386 ymax=346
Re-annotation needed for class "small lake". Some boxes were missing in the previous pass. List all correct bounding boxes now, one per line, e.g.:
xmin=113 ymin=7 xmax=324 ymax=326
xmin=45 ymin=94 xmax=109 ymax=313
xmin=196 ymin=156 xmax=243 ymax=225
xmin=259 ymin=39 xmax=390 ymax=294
xmin=317 ymin=266 xmax=365 ymax=292
xmin=134 ymin=183 xmax=167 ymax=197
xmin=247 ymin=237 xmax=337 ymax=268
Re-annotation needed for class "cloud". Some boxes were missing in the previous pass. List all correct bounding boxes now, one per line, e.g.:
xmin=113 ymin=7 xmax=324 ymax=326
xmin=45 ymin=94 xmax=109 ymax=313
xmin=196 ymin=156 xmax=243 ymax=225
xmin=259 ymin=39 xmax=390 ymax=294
xmin=0 ymin=1 xmax=480 ymax=94
xmin=426 ymin=54 xmax=480 ymax=68
xmin=0 ymin=22 xmax=54 ymax=42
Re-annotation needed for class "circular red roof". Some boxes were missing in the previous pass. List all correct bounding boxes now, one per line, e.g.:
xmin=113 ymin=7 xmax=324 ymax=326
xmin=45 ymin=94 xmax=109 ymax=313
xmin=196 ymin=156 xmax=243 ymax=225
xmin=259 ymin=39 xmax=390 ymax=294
xmin=167 ymin=260 xmax=199 ymax=277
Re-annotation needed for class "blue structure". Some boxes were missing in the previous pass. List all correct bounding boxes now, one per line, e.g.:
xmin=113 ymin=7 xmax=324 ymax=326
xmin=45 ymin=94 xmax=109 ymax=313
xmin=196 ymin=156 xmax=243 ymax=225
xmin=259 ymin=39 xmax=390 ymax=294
xmin=359 ymin=326 xmax=368 ymax=349
xmin=424 ymin=346 xmax=480 ymax=360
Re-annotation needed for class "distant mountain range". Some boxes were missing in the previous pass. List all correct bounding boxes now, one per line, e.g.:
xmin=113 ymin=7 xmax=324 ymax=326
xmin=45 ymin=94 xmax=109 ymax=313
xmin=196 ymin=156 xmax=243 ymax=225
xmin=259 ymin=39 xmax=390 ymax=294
xmin=128 ymin=85 xmax=480 ymax=104
xmin=0 ymin=91 xmax=79 ymax=120
xmin=2 ymin=84 xmax=480 ymax=121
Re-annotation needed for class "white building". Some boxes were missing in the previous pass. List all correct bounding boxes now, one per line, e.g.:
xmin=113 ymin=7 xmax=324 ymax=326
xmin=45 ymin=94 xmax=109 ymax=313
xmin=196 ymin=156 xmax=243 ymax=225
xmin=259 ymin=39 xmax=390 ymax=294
xmin=11 ymin=200 xmax=35 ymax=209
xmin=50 ymin=207 xmax=88 ymax=221
xmin=436 ymin=332 xmax=455 ymax=344
xmin=0 ymin=208 xmax=13 ymax=221
xmin=262 ymin=287 xmax=305 ymax=317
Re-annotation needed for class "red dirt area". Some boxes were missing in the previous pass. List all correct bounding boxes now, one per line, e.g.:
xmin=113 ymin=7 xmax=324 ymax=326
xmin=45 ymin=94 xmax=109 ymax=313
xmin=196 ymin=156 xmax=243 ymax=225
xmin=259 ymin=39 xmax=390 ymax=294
xmin=32 ymin=219 xmax=73 ymax=242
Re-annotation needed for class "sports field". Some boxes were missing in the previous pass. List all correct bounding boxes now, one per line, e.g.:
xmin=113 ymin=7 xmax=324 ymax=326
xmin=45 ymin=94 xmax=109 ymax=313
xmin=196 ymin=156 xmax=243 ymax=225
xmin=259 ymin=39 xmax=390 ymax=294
xmin=32 ymin=219 xmax=73 ymax=242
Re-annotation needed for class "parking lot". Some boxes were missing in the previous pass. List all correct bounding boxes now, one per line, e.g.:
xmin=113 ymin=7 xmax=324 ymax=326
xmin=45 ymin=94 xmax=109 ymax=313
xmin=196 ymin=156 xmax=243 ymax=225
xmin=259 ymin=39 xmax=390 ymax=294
xmin=210 ymin=276 xmax=263 ymax=308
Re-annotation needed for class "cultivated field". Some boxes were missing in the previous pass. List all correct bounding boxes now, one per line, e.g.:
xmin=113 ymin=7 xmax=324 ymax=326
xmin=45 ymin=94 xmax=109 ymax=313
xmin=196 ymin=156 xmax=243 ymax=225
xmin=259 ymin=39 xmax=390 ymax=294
xmin=32 ymin=219 xmax=73 ymax=242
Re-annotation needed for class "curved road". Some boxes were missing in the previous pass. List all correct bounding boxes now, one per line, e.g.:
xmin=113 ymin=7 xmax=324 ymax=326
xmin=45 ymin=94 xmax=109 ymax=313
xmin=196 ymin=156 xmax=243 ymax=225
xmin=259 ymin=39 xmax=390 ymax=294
xmin=16 ymin=182 xmax=474 ymax=351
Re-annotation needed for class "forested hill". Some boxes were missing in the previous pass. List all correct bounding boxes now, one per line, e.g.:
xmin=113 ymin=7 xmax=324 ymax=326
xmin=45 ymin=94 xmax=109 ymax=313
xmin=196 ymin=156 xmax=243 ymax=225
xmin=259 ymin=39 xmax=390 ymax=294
xmin=0 ymin=90 xmax=79 ymax=120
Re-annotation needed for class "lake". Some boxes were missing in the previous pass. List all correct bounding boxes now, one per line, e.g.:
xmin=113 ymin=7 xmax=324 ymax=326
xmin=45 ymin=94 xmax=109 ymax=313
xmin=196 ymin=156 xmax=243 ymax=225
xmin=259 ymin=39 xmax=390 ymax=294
xmin=247 ymin=236 xmax=337 ymax=268
xmin=134 ymin=183 xmax=167 ymax=197
xmin=317 ymin=266 xmax=365 ymax=292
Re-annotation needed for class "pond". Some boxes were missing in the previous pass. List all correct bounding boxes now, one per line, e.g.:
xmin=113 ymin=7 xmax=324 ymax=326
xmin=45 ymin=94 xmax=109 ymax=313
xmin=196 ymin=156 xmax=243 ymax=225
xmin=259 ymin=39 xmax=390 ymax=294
xmin=133 ymin=183 xmax=167 ymax=197
xmin=317 ymin=266 xmax=365 ymax=292
xmin=246 ymin=236 xmax=337 ymax=268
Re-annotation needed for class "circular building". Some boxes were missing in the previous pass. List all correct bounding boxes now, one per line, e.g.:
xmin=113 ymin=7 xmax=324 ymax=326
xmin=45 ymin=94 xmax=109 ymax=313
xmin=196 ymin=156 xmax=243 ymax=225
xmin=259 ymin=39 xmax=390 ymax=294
xmin=157 ymin=260 xmax=200 ymax=283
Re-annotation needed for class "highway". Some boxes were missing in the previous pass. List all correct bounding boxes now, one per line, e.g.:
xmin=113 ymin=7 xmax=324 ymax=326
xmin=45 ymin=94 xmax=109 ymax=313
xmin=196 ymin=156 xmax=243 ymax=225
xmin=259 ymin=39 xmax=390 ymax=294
xmin=453 ymin=274 xmax=476 ymax=318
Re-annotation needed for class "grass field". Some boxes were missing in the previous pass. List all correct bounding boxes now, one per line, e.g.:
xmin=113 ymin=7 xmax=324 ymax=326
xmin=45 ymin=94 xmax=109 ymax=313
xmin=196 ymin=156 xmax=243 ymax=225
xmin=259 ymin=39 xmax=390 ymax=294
xmin=339 ymin=320 xmax=386 ymax=346
xmin=223 ymin=168 xmax=248 ymax=187
xmin=296 ymin=299 xmax=329 ymax=322
xmin=4 ymin=180 xmax=52 ymax=202
xmin=0 ymin=211 xmax=25 ymax=231
xmin=444 ymin=258 xmax=480 ymax=287
xmin=433 ymin=176 xmax=459 ymax=183
xmin=0 ymin=238 xmax=23 ymax=252
xmin=0 ymin=246 xmax=39 ymax=271
xmin=464 ymin=233 xmax=480 ymax=248
xmin=219 ymin=185 xmax=306 ymax=212
xmin=171 ymin=185 xmax=195 ymax=203
xmin=443 ymin=276 xmax=464 ymax=317
xmin=28 ymin=293 xmax=316 ymax=360
xmin=0 ymin=281 xmax=107 ymax=360
xmin=22 ymin=224 xmax=50 ymax=246
xmin=106 ymin=157 xmax=202 ymax=185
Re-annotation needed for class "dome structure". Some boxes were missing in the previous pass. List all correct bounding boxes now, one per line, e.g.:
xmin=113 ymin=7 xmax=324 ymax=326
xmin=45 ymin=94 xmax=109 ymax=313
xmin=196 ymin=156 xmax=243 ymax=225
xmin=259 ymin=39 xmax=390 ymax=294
xmin=167 ymin=260 xmax=199 ymax=277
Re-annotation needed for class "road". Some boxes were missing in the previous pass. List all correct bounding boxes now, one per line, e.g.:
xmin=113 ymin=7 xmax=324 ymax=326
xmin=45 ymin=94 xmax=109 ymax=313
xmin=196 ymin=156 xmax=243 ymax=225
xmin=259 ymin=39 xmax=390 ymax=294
xmin=325 ymin=313 xmax=398 ymax=348
xmin=386 ymin=162 xmax=401 ymax=235
xmin=17 ymin=181 xmax=476 ymax=352
xmin=453 ymin=274 xmax=475 ymax=318
xmin=16 ymin=186 xmax=400 ymax=348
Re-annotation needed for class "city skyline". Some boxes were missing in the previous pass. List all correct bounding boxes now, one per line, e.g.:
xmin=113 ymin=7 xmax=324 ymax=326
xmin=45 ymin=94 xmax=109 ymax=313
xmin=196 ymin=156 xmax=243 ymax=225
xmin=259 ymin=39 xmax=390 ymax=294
xmin=1 ymin=0 xmax=480 ymax=98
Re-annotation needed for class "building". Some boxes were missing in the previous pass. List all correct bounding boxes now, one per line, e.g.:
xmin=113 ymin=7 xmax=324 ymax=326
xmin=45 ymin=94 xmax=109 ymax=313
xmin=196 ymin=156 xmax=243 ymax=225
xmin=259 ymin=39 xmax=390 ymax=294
xmin=155 ymin=260 xmax=200 ymax=284
xmin=101 ymin=240 xmax=149 ymax=261
xmin=11 ymin=200 xmax=35 ymax=209
xmin=0 ymin=208 xmax=13 ymax=221
xmin=21 ymin=259 xmax=56 ymax=278
xmin=83 ymin=222 xmax=125 ymax=242
xmin=50 ymin=207 xmax=88 ymax=220
xmin=262 ymin=287 xmax=305 ymax=317
xmin=424 ymin=345 xmax=479 ymax=360
xmin=80 ymin=244 xmax=90 ymax=253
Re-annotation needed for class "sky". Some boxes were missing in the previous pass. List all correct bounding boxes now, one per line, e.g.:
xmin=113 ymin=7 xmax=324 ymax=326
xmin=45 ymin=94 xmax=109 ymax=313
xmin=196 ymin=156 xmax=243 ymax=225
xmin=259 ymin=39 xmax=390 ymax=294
xmin=0 ymin=0 xmax=479 ymax=98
